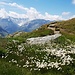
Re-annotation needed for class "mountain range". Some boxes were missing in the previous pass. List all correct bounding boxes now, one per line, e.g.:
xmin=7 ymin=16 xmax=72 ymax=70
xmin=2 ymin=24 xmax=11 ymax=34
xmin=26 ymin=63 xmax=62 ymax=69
xmin=0 ymin=17 xmax=51 ymax=37
xmin=20 ymin=19 xmax=51 ymax=32
xmin=0 ymin=18 xmax=19 ymax=34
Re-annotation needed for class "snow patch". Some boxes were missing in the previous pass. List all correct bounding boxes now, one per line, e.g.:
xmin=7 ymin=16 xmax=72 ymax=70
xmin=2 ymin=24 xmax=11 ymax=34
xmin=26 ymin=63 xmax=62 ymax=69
xmin=27 ymin=34 xmax=61 ymax=44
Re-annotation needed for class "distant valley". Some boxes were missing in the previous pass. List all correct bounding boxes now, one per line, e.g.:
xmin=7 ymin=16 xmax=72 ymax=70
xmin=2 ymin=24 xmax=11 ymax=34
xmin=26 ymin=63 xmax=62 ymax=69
xmin=0 ymin=26 xmax=8 ymax=37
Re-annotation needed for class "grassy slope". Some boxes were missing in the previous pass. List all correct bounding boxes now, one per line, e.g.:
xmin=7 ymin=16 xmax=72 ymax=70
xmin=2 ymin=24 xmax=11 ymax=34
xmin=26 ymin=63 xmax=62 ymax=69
xmin=0 ymin=18 xmax=75 ymax=75
xmin=54 ymin=18 xmax=75 ymax=41
xmin=0 ymin=60 xmax=63 ymax=75
xmin=0 ymin=37 xmax=75 ymax=75
xmin=9 ymin=24 xmax=54 ymax=43
xmin=0 ymin=24 xmax=55 ymax=75
xmin=28 ymin=24 xmax=54 ymax=37
xmin=57 ymin=18 xmax=75 ymax=34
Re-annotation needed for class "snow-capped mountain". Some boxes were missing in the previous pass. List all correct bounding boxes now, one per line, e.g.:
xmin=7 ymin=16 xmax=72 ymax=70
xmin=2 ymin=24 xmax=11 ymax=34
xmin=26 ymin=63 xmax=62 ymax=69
xmin=0 ymin=17 xmax=19 ymax=34
xmin=0 ymin=17 xmax=51 ymax=33
xmin=10 ymin=17 xmax=30 ymax=26
xmin=20 ymin=19 xmax=51 ymax=32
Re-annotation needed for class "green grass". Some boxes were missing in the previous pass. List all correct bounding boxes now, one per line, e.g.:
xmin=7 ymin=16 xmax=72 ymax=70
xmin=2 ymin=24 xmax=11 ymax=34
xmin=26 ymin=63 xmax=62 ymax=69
xmin=53 ymin=18 xmax=75 ymax=34
xmin=28 ymin=28 xmax=54 ymax=38
xmin=0 ymin=60 xmax=31 ymax=75
xmin=0 ymin=59 xmax=64 ymax=75
xmin=1 ymin=38 xmax=74 ymax=75
xmin=60 ymin=31 xmax=75 ymax=42
xmin=0 ymin=18 xmax=75 ymax=75
xmin=29 ymin=24 xmax=54 ymax=37
xmin=0 ymin=36 xmax=75 ymax=75
xmin=54 ymin=35 xmax=71 ymax=46
xmin=9 ymin=25 xmax=54 ymax=43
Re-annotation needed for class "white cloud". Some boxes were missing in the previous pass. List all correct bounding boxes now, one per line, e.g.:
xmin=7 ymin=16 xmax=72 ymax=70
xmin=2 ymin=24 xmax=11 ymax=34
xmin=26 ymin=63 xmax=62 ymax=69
xmin=0 ymin=2 xmax=29 ymax=11
xmin=0 ymin=7 xmax=64 ymax=21
xmin=9 ymin=11 xmax=28 ymax=18
xmin=72 ymin=0 xmax=75 ymax=4
xmin=44 ymin=12 xmax=63 ymax=21
xmin=0 ymin=8 xmax=8 ymax=18
xmin=0 ymin=2 xmax=7 ymax=5
xmin=0 ymin=2 xmax=73 ymax=21
xmin=70 ymin=15 xmax=75 ymax=19
xmin=62 ymin=12 xmax=70 ymax=16
xmin=8 ymin=3 xmax=29 ymax=11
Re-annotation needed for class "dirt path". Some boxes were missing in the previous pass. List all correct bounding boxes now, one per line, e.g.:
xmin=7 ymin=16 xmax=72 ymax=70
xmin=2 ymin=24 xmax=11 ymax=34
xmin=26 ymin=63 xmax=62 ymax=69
xmin=47 ymin=24 xmax=60 ymax=34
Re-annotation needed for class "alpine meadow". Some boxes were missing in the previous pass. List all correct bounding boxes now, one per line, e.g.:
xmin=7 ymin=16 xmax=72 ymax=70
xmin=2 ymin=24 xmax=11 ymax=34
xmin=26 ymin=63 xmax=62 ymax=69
xmin=0 ymin=0 xmax=75 ymax=75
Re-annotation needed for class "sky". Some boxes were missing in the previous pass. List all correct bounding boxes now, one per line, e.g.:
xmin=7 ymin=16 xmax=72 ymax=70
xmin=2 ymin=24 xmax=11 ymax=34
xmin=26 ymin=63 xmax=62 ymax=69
xmin=0 ymin=0 xmax=75 ymax=20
